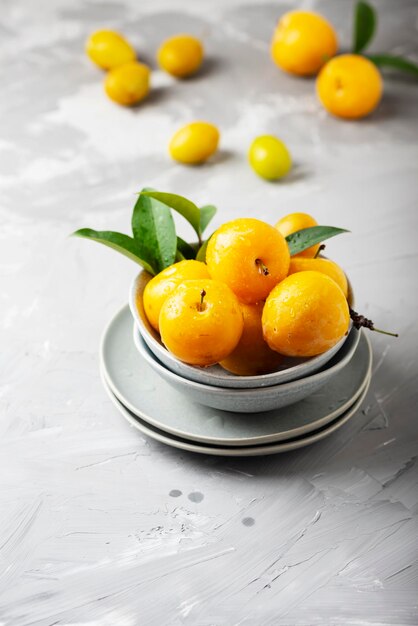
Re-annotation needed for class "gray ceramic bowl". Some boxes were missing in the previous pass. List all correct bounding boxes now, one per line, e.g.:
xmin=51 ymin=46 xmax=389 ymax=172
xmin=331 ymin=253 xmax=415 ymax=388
xmin=129 ymin=271 xmax=353 ymax=389
xmin=133 ymin=322 xmax=361 ymax=413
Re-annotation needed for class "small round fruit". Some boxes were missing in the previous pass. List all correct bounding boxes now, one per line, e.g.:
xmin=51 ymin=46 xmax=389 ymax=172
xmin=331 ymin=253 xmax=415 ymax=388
xmin=206 ymin=218 xmax=290 ymax=304
xmin=262 ymin=271 xmax=350 ymax=357
xmin=104 ymin=61 xmax=150 ymax=106
xmin=288 ymin=257 xmax=348 ymax=298
xmin=86 ymin=30 xmax=136 ymax=70
xmin=157 ymin=34 xmax=203 ymax=78
xmin=316 ymin=54 xmax=383 ymax=120
xmin=220 ymin=302 xmax=283 ymax=376
xmin=271 ymin=11 xmax=338 ymax=76
xmin=248 ymin=135 xmax=292 ymax=181
xmin=169 ymin=122 xmax=219 ymax=164
xmin=159 ymin=279 xmax=244 ymax=367
xmin=275 ymin=212 xmax=319 ymax=259
xmin=142 ymin=260 xmax=210 ymax=332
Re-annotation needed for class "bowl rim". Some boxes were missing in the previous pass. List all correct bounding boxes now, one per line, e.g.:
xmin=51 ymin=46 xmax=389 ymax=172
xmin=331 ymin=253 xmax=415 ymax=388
xmin=133 ymin=321 xmax=361 ymax=397
xmin=129 ymin=270 xmax=354 ymax=385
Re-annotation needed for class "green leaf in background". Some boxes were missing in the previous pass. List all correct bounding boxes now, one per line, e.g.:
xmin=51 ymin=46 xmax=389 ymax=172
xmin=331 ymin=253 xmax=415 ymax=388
xmin=196 ymin=237 xmax=211 ymax=263
xmin=286 ymin=226 xmax=349 ymax=256
xmin=140 ymin=190 xmax=202 ymax=241
xmin=368 ymin=54 xmax=418 ymax=77
xmin=177 ymin=236 xmax=197 ymax=260
xmin=199 ymin=205 xmax=217 ymax=234
xmin=72 ymin=229 xmax=155 ymax=274
xmin=353 ymin=1 xmax=376 ymax=54
xmin=131 ymin=194 xmax=177 ymax=274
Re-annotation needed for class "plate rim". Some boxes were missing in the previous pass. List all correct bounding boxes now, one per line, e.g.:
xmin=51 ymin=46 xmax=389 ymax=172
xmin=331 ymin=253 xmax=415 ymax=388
xmin=102 ymin=372 xmax=371 ymax=457
xmin=100 ymin=305 xmax=373 ymax=446
xmin=132 ymin=320 xmax=361 ymax=397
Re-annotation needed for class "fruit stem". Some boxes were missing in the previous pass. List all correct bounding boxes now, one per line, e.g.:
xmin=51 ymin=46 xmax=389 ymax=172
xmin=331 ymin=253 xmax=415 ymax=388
xmin=370 ymin=327 xmax=399 ymax=338
xmin=197 ymin=289 xmax=206 ymax=312
xmin=255 ymin=259 xmax=269 ymax=276
xmin=314 ymin=244 xmax=326 ymax=259
xmin=349 ymin=308 xmax=398 ymax=338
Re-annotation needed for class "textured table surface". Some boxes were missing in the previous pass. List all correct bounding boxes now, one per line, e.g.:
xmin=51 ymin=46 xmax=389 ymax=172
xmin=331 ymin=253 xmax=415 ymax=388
xmin=1 ymin=0 xmax=418 ymax=624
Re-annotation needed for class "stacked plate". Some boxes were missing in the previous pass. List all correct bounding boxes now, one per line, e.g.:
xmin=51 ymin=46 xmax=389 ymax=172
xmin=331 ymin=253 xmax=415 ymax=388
xmin=99 ymin=273 xmax=372 ymax=457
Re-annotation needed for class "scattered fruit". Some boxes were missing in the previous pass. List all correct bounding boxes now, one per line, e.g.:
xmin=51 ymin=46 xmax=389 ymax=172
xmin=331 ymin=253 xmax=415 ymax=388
xmin=159 ymin=280 xmax=244 ymax=366
xmin=206 ymin=217 xmax=290 ymax=304
xmin=220 ymin=302 xmax=284 ymax=375
xmin=143 ymin=260 xmax=210 ymax=332
xmin=86 ymin=30 xmax=136 ymax=70
xmin=248 ymin=135 xmax=292 ymax=181
xmin=104 ymin=61 xmax=150 ymax=106
xmin=288 ymin=256 xmax=348 ymax=298
xmin=158 ymin=34 xmax=204 ymax=78
xmin=169 ymin=121 xmax=219 ymax=164
xmin=262 ymin=271 xmax=350 ymax=357
xmin=271 ymin=11 xmax=338 ymax=76
xmin=275 ymin=212 xmax=320 ymax=259
xmin=316 ymin=54 xmax=383 ymax=119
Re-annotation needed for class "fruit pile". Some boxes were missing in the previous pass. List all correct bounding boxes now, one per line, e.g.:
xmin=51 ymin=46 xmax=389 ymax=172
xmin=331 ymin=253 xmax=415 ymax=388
xmin=74 ymin=188 xmax=397 ymax=373
xmin=76 ymin=188 xmax=396 ymax=375
xmin=143 ymin=215 xmax=350 ymax=372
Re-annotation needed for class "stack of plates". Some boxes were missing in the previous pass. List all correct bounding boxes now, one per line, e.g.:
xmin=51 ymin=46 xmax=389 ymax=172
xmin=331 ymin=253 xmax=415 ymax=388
xmin=100 ymin=306 xmax=372 ymax=457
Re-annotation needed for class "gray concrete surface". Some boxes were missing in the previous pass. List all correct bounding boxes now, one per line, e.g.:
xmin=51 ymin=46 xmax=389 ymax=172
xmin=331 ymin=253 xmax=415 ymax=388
xmin=1 ymin=0 xmax=417 ymax=624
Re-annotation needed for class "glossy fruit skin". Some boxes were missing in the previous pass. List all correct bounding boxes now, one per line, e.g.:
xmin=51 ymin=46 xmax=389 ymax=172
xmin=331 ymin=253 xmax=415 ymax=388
xmin=288 ymin=257 xmax=348 ymax=298
xmin=159 ymin=280 xmax=244 ymax=367
xmin=86 ymin=30 xmax=136 ymax=70
xmin=157 ymin=34 xmax=203 ymax=78
xmin=248 ymin=135 xmax=292 ymax=181
xmin=271 ymin=11 xmax=338 ymax=76
xmin=317 ymin=54 xmax=383 ymax=120
xmin=220 ymin=302 xmax=283 ymax=375
xmin=206 ymin=218 xmax=290 ymax=304
xmin=275 ymin=212 xmax=319 ymax=259
xmin=262 ymin=271 xmax=350 ymax=357
xmin=143 ymin=260 xmax=210 ymax=332
xmin=169 ymin=122 xmax=219 ymax=164
xmin=104 ymin=62 xmax=150 ymax=106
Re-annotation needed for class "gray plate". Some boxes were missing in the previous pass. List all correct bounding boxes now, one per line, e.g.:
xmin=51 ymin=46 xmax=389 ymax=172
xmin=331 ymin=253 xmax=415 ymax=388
xmin=133 ymin=323 xmax=360 ymax=413
xmin=102 ymin=373 xmax=371 ymax=457
xmin=129 ymin=271 xmax=353 ymax=389
xmin=100 ymin=305 xmax=372 ymax=446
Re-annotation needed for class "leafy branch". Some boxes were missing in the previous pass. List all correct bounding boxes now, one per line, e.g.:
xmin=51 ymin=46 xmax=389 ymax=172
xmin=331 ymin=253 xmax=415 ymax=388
xmin=353 ymin=1 xmax=376 ymax=54
xmin=286 ymin=226 xmax=349 ymax=256
xmin=72 ymin=189 xmax=218 ymax=275
xmin=352 ymin=0 xmax=418 ymax=77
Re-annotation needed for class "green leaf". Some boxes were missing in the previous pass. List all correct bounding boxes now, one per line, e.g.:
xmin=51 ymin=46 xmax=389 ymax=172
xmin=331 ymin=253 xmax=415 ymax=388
xmin=353 ymin=1 xmax=376 ymax=54
xmin=199 ymin=205 xmax=217 ymax=234
xmin=131 ymin=194 xmax=177 ymax=274
xmin=177 ymin=236 xmax=196 ymax=260
xmin=196 ymin=238 xmax=211 ymax=263
xmin=286 ymin=226 xmax=349 ymax=256
xmin=72 ymin=229 xmax=155 ymax=274
xmin=368 ymin=54 xmax=418 ymax=77
xmin=140 ymin=190 xmax=202 ymax=240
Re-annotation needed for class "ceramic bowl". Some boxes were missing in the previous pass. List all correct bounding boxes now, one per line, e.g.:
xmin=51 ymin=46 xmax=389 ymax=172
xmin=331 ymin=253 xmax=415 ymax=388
xmin=129 ymin=271 xmax=354 ymax=389
xmin=133 ymin=323 xmax=361 ymax=413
